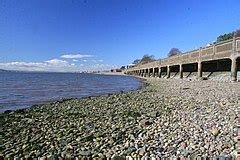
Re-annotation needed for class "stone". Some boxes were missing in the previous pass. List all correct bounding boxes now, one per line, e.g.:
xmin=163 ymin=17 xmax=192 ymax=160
xmin=139 ymin=119 xmax=152 ymax=127
xmin=148 ymin=111 xmax=160 ymax=118
xmin=21 ymin=118 xmax=34 ymax=123
xmin=79 ymin=150 xmax=91 ymax=156
xmin=138 ymin=148 xmax=145 ymax=156
xmin=111 ymin=154 xmax=125 ymax=160
xmin=123 ymin=146 xmax=136 ymax=155
xmin=210 ymin=127 xmax=219 ymax=136
xmin=1 ymin=78 xmax=239 ymax=158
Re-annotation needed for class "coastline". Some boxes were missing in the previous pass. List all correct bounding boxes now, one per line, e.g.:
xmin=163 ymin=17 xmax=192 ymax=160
xmin=0 ymin=72 xmax=144 ymax=113
xmin=93 ymin=71 xmax=127 ymax=76
xmin=1 ymin=78 xmax=239 ymax=158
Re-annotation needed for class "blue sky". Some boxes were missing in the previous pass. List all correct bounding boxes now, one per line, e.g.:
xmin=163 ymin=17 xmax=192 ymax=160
xmin=0 ymin=0 xmax=239 ymax=72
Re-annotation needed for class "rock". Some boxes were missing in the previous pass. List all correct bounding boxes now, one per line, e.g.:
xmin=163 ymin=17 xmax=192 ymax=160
xmin=39 ymin=157 xmax=45 ymax=160
xmin=4 ymin=110 xmax=12 ymax=114
xmin=22 ymin=118 xmax=34 ymax=123
xmin=111 ymin=154 xmax=125 ymax=160
xmin=180 ymin=142 xmax=187 ymax=149
xmin=204 ymin=144 xmax=209 ymax=150
xmin=138 ymin=148 xmax=145 ymax=156
xmin=22 ymin=144 xmax=28 ymax=150
xmin=79 ymin=150 xmax=91 ymax=156
xmin=76 ymin=137 xmax=81 ymax=142
xmin=97 ymin=153 xmax=105 ymax=158
xmin=109 ymin=138 xmax=115 ymax=145
xmin=66 ymin=145 xmax=73 ymax=150
xmin=15 ymin=109 xmax=26 ymax=113
xmin=123 ymin=146 xmax=136 ymax=155
xmin=210 ymin=127 xmax=219 ymax=136
xmin=148 ymin=111 xmax=160 ymax=118
xmin=79 ymin=134 xmax=94 ymax=142
xmin=139 ymin=119 xmax=152 ymax=127
xmin=1 ymin=78 xmax=239 ymax=158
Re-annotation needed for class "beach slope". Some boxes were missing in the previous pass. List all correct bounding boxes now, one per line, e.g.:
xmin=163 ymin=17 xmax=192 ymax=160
xmin=1 ymin=78 xmax=239 ymax=158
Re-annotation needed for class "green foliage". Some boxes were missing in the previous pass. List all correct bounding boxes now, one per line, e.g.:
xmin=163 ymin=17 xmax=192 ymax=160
xmin=132 ymin=59 xmax=140 ymax=64
xmin=120 ymin=66 xmax=126 ymax=70
xmin=139 ymin=54 xmax=155 ymax=64
xmin=132 ymin=54 xmax=155 ymax=65
xmin=216 ymin=32 xmax=234 ymax=43
xmin=168 ymin=48 xmax=182 ymax=57
xmin=235 ymin=29 xmax=240 ymax=37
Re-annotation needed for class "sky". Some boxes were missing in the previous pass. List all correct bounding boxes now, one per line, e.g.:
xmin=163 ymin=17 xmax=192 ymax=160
xmin=0 ymin=0 xmax=240 ymax=72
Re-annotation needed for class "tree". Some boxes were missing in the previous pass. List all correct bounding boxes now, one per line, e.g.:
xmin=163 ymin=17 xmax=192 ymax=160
xmin=168 ymin=48 xmax=182 ymax=57
xmin=234 ymin=29 xmax=240 ymax=37
xmin=132 ymin=59 xmax=140 ymax=64
xmin=216 ymin=32 xmax=234 ymax=43
xmin=139 ymin=54 xmax=155 ymax=64
xmin=120 ymin=66 xmax=126 ymax=70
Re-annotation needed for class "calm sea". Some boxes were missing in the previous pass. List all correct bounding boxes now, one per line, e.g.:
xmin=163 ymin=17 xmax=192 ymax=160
xmin=0 ymin=72 xmax=143 ymax=112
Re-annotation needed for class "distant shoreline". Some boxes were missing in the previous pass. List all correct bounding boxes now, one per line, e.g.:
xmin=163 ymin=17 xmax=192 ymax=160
xmin=94 ymin=71 xmax=126 ymax=76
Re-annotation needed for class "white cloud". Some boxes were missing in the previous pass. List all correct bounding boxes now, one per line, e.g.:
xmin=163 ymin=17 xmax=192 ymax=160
xmin=61 ymin=54 xmax=93 ymax=59
xmin=83 ymin=60 xmax=87 ymax=62
xmin=45 ymin=59 xmax=68 ymax=65
xmin=0 ymin=61 xmax=45 ymax=71
xmin=0 ymin=59 xmax=118 ymax=72
xmin=92 ymin=59 xmax=104 ymax=63
xmin=0 ymin=59 xmax=77 ymax=72
xmin=2 ymin=62 xmax=46 ymax=68
xmin=72 ymin=59 xmax=78 ymax=62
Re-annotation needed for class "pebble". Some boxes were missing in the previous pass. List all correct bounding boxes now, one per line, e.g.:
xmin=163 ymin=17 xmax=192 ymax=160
xmin=79 ymin=150 xmax=91 ymax=156
xmin=1 ymin=78 xmax=238 ymax=158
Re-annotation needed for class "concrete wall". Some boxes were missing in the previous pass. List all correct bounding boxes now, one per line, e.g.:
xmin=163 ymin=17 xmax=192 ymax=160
xmin=125 ymin=37 xmax=240 ymax=81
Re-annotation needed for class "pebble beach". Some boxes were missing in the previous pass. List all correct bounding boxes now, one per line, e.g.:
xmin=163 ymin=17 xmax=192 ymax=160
xmin=1 ymin=78 xmax=239 ymax=159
